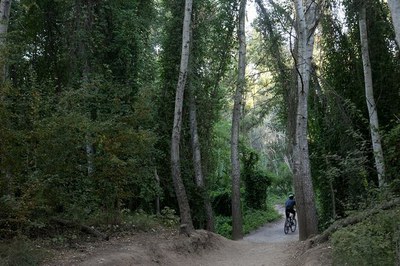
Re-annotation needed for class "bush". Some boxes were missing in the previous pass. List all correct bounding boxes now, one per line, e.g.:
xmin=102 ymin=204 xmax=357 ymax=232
xmin=331 ymin=208 xmax=400 ymax=265
xmin=215 ymin=216 xmax=232 ymax=239
xmin=215 ymin=206 xmax=281 ymax=239
xmin=242 ymin=149 xmax=271 ymax=210
xmin=383 ymin=122 xmax=400 ymax=194
xmin=243 ymin=207 xmax=280 ymax=235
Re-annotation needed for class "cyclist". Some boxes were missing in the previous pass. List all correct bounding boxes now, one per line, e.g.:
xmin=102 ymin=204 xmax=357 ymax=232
xmin=285 ymin=193 xmax=296 ymax=221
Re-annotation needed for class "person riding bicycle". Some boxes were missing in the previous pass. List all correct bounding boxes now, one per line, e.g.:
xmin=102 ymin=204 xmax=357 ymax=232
xmin=285 ymin=193 xmax=296 ymax=220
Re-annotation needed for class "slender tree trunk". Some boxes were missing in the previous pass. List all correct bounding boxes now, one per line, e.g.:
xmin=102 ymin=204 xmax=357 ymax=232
xmin=231 ymin=0 xmax=246 ymax=241
xmin=0 ymin=0 xmax=12 ymax=188
xmin=154 ymin=169 xmax=161 ymax=216
xmin=171 ymin=0 xmax=194 ymax=234
xmin=387 ymin=0 xmax=400 ymax=48
xmin=293 ymin=0 xmax=319 ymax=240
xmin=0 ymin=0 xmax=12 ymax=83
xmin=189 ymin=85 xmax=215 ymax=232
xmin=359 ymin=5 xmax=385 ymax=187
xmin=76 ymin=1 xmax=95 ymax=177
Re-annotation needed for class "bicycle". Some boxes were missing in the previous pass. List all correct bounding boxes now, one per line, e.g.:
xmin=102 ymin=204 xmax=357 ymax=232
xmin=283 ymin=213 xmax=297 ymax=234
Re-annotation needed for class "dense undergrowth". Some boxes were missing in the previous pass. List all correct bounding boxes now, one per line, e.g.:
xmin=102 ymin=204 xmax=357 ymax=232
xmin=215 ymin=204 xmax=281 ymax=239
xmin=331 ymin=206 xmax=400 ymax=265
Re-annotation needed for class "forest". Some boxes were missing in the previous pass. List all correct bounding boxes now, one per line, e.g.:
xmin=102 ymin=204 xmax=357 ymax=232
xmin=0 ymin=0 xmax=399 ymax=264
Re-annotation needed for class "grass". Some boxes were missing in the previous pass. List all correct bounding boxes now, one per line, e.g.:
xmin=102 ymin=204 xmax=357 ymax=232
xmin=215 ymin=203 xmax=281 ymax=239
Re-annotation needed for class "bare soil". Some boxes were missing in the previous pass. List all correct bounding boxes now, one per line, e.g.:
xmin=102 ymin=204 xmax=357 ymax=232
xmin=43 ymin=207 xmax=331 ymax=266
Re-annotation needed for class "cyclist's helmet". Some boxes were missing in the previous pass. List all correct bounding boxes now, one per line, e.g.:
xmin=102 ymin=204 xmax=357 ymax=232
xmin=288 ymin=193 xmax=294 ymax=199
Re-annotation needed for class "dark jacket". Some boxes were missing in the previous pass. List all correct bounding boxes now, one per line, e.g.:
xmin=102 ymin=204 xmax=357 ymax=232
xmin=285 ymin=199 xmax=296 ymax=210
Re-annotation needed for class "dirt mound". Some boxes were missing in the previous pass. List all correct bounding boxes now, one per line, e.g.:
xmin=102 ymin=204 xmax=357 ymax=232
xmin=287 ymin=241 xmax=332 ymax=266
xmin=44 ymin=212 xmax=333 ymax=266
xmin=44 ymin=229 xmax=234 ymax=266
xmin=173 ymin=230 xmax=229 ymax=254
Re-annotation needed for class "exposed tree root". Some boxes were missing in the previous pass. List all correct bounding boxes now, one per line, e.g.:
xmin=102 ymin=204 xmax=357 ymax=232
xmin=51 ymin=217 xmax=109 ymax=241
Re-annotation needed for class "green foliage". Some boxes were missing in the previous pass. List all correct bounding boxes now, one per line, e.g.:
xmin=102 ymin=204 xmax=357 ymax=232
xmin=331 ymin=208 xmax=400 ymax=265
xmin=215 ymin=206 xmax=280 ymax=239
xmin=215 ymin=215 xmax=232 ymax=239
xmin=159 ymin=207 xmax=180 ymax=227
xmin=242 ymin=207 xmax=280 ymax=235
xmin=311 ymin=0 xmax=400 ymax=229
xmin=0 ymin=0 xmax=161 ymax=239
xmin=383 ymin=122 xmax=400 ymax=193
xmin=119 ymin=209 xmax=159 ymax=232
xmin=242 ymin=148 xmax=271 ymax=210
xmin=265 ymin=162 xmax=292 ymax=198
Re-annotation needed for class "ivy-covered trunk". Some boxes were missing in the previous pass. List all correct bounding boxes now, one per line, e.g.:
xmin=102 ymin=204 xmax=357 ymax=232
xmin=231 ymin=0 xmax=246 ymax=241
xmin=0 ymin=0 xmax=12 ymax=82
xmin=358 ymin=4 xmax=385 ymax=186
xmin=189 ymin=85 xmax=215 ymax=232
xmin=293 ymin=0 xmax=319 ymax=240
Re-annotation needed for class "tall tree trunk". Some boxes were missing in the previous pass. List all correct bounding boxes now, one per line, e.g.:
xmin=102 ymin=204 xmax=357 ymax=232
xmin=189 ymin=85 xmax=215 ymax=232
xmin=0 ymin=0 xmax=12 ymax=83
xmin=231 ymin=0 xmax=246 ymax=241
xmin=387 ymin=0 xmax=400 ymax=48
xmin=76 ymin=1 xmax=95 ymax=177
xmin=0 ymin=0 xmax=12 ymax=188
xmin=293 ymin=0 xmax=319 ymax=240
xmin=171 ymin=0 xmax=194 ymax=234
xmin=359 ymin=5 xmax=385 ymax=187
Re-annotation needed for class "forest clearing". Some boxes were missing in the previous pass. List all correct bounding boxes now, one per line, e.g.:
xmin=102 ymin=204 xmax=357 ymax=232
xmin=1 ymin=0 xmax=400 ymax=265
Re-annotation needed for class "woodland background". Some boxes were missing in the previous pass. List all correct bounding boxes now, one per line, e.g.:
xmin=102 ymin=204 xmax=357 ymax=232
xmin=0 ymin=0 xmax=399 ymax=263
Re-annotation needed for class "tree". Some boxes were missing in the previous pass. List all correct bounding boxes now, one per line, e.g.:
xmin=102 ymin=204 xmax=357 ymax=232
xmin=358 ymin=2 xmax=385 ymax=186
xmin=387 ymin=0 xmax=400 ymax=47
xmin=231 ymin=0 xmax=246 ymax=240
xmin=0 ymin=0 xmax=11 ymax=82
xmin=292 ymin=0 xmax=319 ymax=240
xmin=189 ymin=84 xmax=215 ymax=231
xmin=171 ymin=0 xmax=194 ymax=234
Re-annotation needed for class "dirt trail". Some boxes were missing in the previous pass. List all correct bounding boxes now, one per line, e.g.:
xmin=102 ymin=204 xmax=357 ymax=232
xmin=46 ymin=207 xmax=326 ymax=266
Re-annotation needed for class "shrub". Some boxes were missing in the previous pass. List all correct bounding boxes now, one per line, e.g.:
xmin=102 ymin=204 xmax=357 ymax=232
xmin=243 ymin=207 xmax=280 ymax=234
xmin=215 ymin=206 xmax=281 ymax=239
xmin=215 ymin=216 xmax=232 ymax=239
xmin=331 ymin=208 xmax=400 ymax=265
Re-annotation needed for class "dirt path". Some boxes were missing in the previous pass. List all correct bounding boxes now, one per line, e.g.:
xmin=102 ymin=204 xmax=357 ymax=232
xmin=46 ymin=206 xmax=310 ymax=266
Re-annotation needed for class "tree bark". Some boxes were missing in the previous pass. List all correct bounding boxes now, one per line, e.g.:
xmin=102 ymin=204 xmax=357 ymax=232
xmin=189 ymin=86 xmax=215 ymax=232
xmin=171 ymin=0 xmax=194 ymax=234
xmin=231 ymin=0 xmax=246 ymax=241
xmin=154 ymin=169 xmax=161 ymax=216
xmin=293 ymin=0 xmax=319 ymax=240
xmin=387 ymin=0 xmax=400 ymax=48
xmin=359 ymin=5 xmax=385 ymax=187
xmin=0 ymin=0 xmax=12 ymax=83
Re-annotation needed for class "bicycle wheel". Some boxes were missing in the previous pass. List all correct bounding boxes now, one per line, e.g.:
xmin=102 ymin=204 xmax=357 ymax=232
xmin=284 ymin=219 xmax=289 ymax=234
xmin=290 ymin=218 xmax=297 ymax=232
